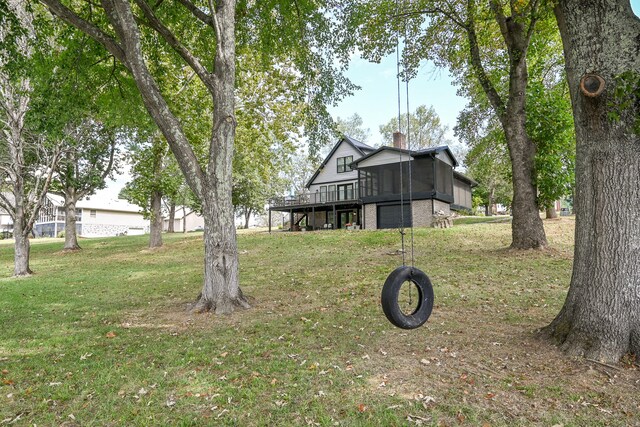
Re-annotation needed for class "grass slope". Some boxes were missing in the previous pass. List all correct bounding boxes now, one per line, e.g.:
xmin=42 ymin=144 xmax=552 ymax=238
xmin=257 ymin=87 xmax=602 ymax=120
xmin=1 ymin=220 xmax=639 ymax=426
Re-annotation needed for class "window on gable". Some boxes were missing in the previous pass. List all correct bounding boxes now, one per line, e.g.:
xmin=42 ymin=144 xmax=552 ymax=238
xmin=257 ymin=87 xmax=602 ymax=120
xmin=337 ymin=156 xmax=353 ymax=173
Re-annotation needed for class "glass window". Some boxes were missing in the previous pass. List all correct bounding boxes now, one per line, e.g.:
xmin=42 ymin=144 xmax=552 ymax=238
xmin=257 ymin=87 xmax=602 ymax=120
xmin=319 ymin=185 xmax=327 ymax=202
xmin=90 ymin=209 xmax=97 ymax=218
xmin=328 ymin=185 xmax=336 ymax=201
xmin=337 ymin=156 xmax=353 ymax=173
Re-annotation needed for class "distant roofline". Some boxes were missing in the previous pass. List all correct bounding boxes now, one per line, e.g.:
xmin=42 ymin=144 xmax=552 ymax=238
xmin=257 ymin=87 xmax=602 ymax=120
xmin=351 ymin=145 xmax=459 ymax=168
xmin=305 ymin=135 xmax=375 ymax=188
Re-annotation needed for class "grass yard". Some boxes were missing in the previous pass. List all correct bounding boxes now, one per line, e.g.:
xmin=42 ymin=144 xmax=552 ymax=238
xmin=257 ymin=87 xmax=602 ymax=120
xmin=1 ymin=219 xmax=639 ymax=426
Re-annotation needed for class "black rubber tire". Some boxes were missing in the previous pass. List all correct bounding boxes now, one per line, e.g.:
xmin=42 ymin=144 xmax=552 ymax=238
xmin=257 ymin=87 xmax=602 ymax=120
xmin=381 ymin=265 xmax=434 ymax=329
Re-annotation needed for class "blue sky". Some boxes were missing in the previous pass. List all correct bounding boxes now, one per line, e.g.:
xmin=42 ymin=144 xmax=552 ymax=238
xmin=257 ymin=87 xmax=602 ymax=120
xmin=329 ymin=1 xmax=640 ymax=147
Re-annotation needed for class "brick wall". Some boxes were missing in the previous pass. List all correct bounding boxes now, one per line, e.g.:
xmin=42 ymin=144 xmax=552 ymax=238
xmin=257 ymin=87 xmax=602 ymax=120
xmin=364 ymin=203 xmax=377 ymax=230
xmin=433 ymin=200 xmax=451 ymax=215
xmin=412 ymin=199 xmax=433 ymax=228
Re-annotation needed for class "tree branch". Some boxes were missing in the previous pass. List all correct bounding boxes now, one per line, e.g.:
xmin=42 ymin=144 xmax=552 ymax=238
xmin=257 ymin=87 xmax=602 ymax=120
xmin=24 ymin=144 xmax=62 ymax=234
xmin=175 ymin=0 xmax=214 ymax=28
xmin=489 ymin=0 xmax=509 ymax=46
xmin=524 ymin=0 xmax=541 ymax=47
xmin=39 ymin=0 xmax=128 ymax=66
xmin=100 ymin=0 xmax=206 ymax=199
xmin=466 ymin=0 xmax=506 ymax=121
xmin=394 ymin=7 xmax=467 ymax=30
xmin=0 ymin=192 xmax=15 ymax=220
xmin=207 ymin=0 xmax=224 ymax=59
xmin=133 ymin=0 xmax=214 ymax=88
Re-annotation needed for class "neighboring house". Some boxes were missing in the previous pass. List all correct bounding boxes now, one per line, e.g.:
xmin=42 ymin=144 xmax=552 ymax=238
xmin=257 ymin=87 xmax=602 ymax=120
xmin=268 ymin=134 xmax=477 ymax=230
xmin=0 ymin=206 xmax=12 ymax=237
xmin=163 ymin=207 xmax=205 ymax=232
xmin=35 ymin=194 xmax=149 ymax=238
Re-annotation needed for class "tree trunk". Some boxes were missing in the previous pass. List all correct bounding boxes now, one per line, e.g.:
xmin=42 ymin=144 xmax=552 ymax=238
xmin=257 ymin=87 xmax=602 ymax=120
xmin=63 ymin=189 xmax=81 ymax=250
xmin=244 ymin=207 xmax=252 ymax=229
xmin=182 ymin=207 xmax=187 ymax=233
xmin=193 ymin=190 xmax=249 ymax=313
xmin=191 ymin=0 xmax=248 ymax=313
xmin=466 ymin=5 xmax=547 ymax=249
xmin=13 ymin=208 xmax=32 ymax=276
xmin=168 ymin=202 xmax=176 ymax=233
xmin=543 ymin=1 xmax=640 ymax=362
xmin=503 ymin=61 xmax=547 ymax=249
xmin=149 ymin=190 xmax=163 ymax=248
xmin=545 ymin=205 xmax=558 ymax=219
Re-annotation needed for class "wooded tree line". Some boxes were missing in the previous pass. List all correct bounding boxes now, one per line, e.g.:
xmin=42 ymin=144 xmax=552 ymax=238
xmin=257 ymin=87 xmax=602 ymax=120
xmin=1 ymin=0 xmax=638 ymax=362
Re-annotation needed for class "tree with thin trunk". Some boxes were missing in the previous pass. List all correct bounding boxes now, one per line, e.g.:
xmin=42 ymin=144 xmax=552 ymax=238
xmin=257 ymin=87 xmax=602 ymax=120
xmin=543 ymin=1 xmax=640 ymax=363
xmin=0 ymin=0 xmax=62 ymax=276
xmin=53 ymin=121 xmax=119 ymax=250
xmin=379 ymin=105 xmax=449 ymax=150
xmin=120 ymin=133 xmax=169 ymax=249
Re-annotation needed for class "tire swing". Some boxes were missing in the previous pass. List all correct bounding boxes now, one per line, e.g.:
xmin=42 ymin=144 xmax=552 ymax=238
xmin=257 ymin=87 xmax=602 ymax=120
xmin=380 ymin=13 xmax=434 ymax=330
xmin=382 ymin=266 xmax=434 ymax=329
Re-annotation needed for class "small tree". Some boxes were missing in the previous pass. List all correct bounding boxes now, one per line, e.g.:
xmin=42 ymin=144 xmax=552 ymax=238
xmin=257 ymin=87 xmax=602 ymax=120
xmin=51 ymin=121 xmax=120 ymax=250
xmin=335 ymin=113 xmax=371 ymax=143
xmin=379 ymin=105 xmax=449 ymax=149
xmin=0 ymin=0 xmax=61 ymax=275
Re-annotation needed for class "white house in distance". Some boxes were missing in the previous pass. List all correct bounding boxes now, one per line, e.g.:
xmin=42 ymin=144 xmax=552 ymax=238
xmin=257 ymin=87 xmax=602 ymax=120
xmin=34 ymin=193 xmax=149 ymax=238
xmin=268 ymin=134 xmax=476 ymax=231
xmin=162 ymin=207 xmax=205 ymax=232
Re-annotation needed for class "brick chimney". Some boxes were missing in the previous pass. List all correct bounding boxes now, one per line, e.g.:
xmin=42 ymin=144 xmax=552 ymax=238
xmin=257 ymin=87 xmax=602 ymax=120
xmin=392 ymin=132 xmax=406 ymax=150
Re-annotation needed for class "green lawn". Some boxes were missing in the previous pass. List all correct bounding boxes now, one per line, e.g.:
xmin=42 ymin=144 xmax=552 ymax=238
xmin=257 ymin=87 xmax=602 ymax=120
xmin=1 ymin=219 xmax=638 ymax=426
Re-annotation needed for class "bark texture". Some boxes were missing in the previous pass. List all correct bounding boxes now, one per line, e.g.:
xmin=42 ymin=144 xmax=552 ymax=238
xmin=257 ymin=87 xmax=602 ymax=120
xmin=167 ymin=202 xmax=176 ymax=233
xmin=149 ymin=190 xmax=163 ymax=248
xmin=63 ymin=190 xmax=81 ymax=250
xmin=544 ymin=1 xmax=640 ymax=362
xmin=545 ymin=206 xmax=558 ymax=219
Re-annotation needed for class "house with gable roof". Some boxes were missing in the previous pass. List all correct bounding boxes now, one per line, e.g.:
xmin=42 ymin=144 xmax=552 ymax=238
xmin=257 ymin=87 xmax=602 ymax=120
xmin=268 ymin=134 xmax=476 ymax=231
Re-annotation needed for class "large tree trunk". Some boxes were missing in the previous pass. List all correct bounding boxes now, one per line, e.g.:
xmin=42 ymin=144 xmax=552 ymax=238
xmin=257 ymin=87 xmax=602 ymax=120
xmin=503 ymin=52 xmax=547 ymax=249
xmin=543 ymin=1 xmax=640 ymax=362
xmin=63 ymin=189 xmax=81 ymax=250
xmin=191 ymin=0 xmax=248 ymax=312
xmin=149 ymin=190 xmax=163 ymax=248
xmin=191 ymin=0 xmax=248 ymax=313
xmin=467 ymin=5 xmax=547 ymax=249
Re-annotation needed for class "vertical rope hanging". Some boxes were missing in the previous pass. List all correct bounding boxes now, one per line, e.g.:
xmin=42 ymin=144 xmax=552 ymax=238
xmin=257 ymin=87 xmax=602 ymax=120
xmin=395 ymin=0 xmax=406 ymax=267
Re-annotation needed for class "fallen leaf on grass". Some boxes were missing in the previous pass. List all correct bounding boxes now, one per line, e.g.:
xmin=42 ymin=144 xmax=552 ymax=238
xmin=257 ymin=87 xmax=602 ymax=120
xmin=357 ymin=403 xmax=367 ymax=412
xmin=2 ymin=378 xmax=14 ymax=385
xmin=105 ymin=331 xmax=117 ymax=338
xmin=1 ymin=370 xmax=8 ymax=375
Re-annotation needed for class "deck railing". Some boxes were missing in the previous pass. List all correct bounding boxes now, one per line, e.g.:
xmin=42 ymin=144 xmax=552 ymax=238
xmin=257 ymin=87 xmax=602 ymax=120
xmin=270 ymin=187 xmax=359 ymax=208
